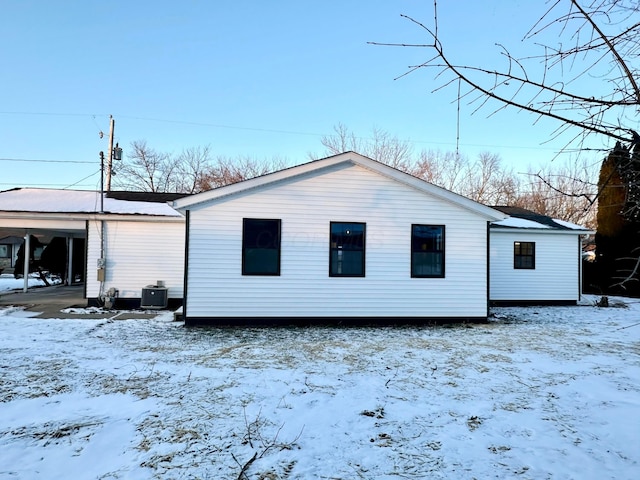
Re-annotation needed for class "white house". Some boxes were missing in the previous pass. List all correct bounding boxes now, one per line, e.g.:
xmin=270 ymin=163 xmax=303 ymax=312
xmin=172 ymin=152 xmax=507 ymax=325
xmin=489 ymin=206 xmax=593 ymax=305
xmin=1 ymin=160 xmax=593 ymax=319
xmin=0 ymin=188 xmax=186 ymax=308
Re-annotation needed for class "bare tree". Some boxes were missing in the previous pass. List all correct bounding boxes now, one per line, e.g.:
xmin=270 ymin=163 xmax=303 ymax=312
xmin=320 ymin=125 xmax=600 ymax=210
xmin=371 ymin=0 xmax=639 ymax=150
xmin=174 ymin=145 xmax=214 ymax=194
xmin=469 ymin=152 xmax=519 ymax=205
xmin=113 ymin=141 xmax=289 ymax=193
xmin=317 ymin=123 xmax=414 ymax=170
xmin=412 ymin=149 xmax=469 ymax=192
xmin=113 ymin=141 xmax=214 ymax=193
xmin=412 ymin=150 xmax=520 ymax=205
xmin=113 ymin=140 xmax=178 ymax=193
xmin=198 ymin=156 xmax=288 ymax=190
xmin=515 ymin=158 xmax=599 ymax=228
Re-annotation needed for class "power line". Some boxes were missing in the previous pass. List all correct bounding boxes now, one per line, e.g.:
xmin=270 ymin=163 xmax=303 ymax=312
xmin=0 ymin=182 xmax=97 ymax=188
xmin=63 ymin=171 xmax=100 ymax=189
xmin=118 ymin=114 xmax=326 ymax=138
xmin=0 ymin=111 xmax=109 ymax=118
xmin=0 ymin=110 xmax=593 ymax=153
xmin=119 ymin=114 xmax=565 ymax=151
xmin=0 ymin=158 xmax=95 ymax=164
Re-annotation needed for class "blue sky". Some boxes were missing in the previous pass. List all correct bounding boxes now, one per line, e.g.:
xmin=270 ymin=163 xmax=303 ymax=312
xmin=1 ymin=1 xmax=611 ymax=191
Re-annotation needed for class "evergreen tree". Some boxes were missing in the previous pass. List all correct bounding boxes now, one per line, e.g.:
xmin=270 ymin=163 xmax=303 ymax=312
xmin=594 ymin=143 xmax=640 ymax=295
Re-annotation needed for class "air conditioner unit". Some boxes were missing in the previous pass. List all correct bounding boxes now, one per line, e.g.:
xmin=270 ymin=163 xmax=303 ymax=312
xmin=141 ymin=285 xmax=168 ymax=309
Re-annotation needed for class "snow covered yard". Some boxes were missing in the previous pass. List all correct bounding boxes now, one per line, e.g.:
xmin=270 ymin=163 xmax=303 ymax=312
xmin=0 ymin=298 xmax=638 ymax=480
xmin=0 ymin=273 xmax=61 ymax=292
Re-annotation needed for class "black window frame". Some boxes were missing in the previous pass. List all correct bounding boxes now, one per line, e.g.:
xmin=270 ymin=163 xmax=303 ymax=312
xmin=329 ymin=222 xmax=366 ymax=277
xmin=242 ymin=218 xmax=281 ymax=276
xmin=514 ymin=241 xmax=535 ymax=269
xmin=411 ymin=224 xmax=446 ymax=278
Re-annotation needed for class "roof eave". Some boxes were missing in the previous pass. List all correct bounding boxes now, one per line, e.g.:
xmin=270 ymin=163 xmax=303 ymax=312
xmin=172 ymin=152 xmax=509 ymax=221
xmin=491 ymin=226 xmax=594 ymax=235
xmin=0 ymin=211 xmax=184 ymax=221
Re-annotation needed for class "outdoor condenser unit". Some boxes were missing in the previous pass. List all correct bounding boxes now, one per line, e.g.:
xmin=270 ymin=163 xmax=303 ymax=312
xmin=141 ymin=284 xmax=168 ymax=309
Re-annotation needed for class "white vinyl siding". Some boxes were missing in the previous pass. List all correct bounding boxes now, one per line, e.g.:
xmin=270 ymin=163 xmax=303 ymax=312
xmin=490 ymin=230 xmax=580 ymax=301
xmin=87 ymin=219 xmax=184 ymax=299
xmin=86 ymin=220 xmax=102 ymax=299
xmin=185 ymin=163 xmax=491 ymax=318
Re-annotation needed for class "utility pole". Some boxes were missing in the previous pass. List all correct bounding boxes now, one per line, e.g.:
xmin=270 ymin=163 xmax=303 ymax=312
xmin=97 ymin=114 xmax=122 ymax=290
xmin=99 ymin=151 xmax=105 ymax=213
xmin=105 ymin=115 xmax=115 ymax=192
xmin=98 ymin=149 xmax=106 ymax=284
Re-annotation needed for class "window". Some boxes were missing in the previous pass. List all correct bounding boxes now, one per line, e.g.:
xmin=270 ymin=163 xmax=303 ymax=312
xmin=242 ymin=218 xmax=281 ymax=275
xmin=0 ymin=245 xmax=9 ymax=258
xmin=514 ymin=241 xmax=535 ymax=269
xmin=330 ymin=222 xmax=365 ymax=277
xmin=411 ymin=225 xmax=445 ymax=278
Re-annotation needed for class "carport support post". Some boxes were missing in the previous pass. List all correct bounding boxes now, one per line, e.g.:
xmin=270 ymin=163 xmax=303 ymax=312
xmin=67 ymin=237 xmax=74 ymax=286
xmin=22 ymin=233 xmax=30 ymax=293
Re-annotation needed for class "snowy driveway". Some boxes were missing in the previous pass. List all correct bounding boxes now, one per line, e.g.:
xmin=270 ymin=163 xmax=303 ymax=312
xmin=0 ymin=299 xmax=639 ymax=479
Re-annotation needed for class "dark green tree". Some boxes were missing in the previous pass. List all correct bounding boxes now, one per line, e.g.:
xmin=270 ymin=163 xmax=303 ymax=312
xmin=594 ymin=143 xmax=640 ymax=295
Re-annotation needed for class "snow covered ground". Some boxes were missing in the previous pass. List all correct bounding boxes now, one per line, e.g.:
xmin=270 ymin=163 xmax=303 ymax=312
xmin=0 ymin=296 xmax=638 ymax=479
xmin=0 ymin=273 xmax=61 ymax=292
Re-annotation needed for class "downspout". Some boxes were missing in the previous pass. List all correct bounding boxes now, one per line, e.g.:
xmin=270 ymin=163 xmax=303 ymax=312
xmin=578 ymin=235 xmax=583 ymax=301
xmin=84 ymin=221 xmax=89 ymax=300
xmin=182 ymin=209 xmax=190 ymax=325
xmin=486 ymin=221 xmax=491 ymax=318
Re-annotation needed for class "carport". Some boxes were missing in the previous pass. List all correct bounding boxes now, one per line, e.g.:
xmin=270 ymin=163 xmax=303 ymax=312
xmin=1 ymin=188 xmax=187 ymax=308
xmin=0 ymin=188 xmax=88 ymax=293
xmin=0 ymin=223 xmax=86 ymax=293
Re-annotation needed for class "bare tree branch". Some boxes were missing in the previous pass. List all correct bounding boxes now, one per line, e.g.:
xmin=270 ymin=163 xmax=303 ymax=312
xmin=369 ymin=1 xmax=640 ymax=148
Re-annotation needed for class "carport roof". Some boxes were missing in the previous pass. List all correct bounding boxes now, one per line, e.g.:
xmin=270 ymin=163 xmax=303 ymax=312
xmin=0 ymin=188 xmax=182 ymax=217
